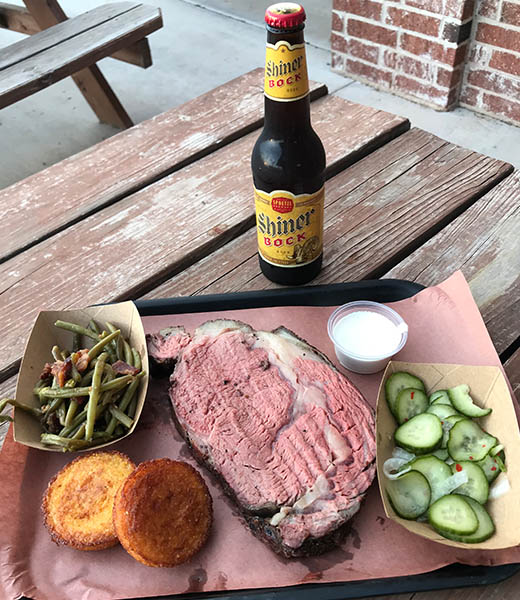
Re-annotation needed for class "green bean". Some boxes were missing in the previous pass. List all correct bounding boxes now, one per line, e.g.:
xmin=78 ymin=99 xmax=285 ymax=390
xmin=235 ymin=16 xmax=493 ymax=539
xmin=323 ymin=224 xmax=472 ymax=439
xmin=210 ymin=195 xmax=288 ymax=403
xmin=51 ymin=345 xmax=62 ymax=362
xmin=0 ymin=415 xmax=12 ymax=423
xmin=88 ymin=330 xmax=120 ymax=360
xmin=1 ymin=399 xmax=42 ymax=419
xmin=60 ymin=350 xmax=69 ymax=361
xmin=42 ymin=396 xmax=65 ymax=415
xmin=55 ymin=320 xmax=99 ymax=341
xmin=108 ymin=405 xmax=133 ymax=429
xmin=64 ymin=399 xmax=79 ymax=427
xmin=72 ymin=332 xmax=81 ymax=352
xmin=131 ymin=348 xmax=142 ymax=371
xmin=40 ymin=433 xmax=95 ymax=451
xmin=128 ymin=397 xmax=137 ymax=419
xmin=70 ymin=362 xmax=81 ymax=384
xmin=64 ymin=379 xmax=76 ymax=388
xmin=59 ymin=401 xmax=106 ymax=437
xmin=85 ymin=353 xmax=107 ymax=441
xmin=39 ymin=375 xmax=133 ymax=399
xmin=105 ymin=322 xmax=123 ymax=360
xmin=88 ymin=319 xmax=101 ymax=335
xmin=57 ymin=402 xmax=67 ymax=426
xmin=114 ymin=425 xmax=124 ymax=436
xmin=72 ymin=422 xmax=86 ymax=440
xmin=123 ymin=340 xmax=133 ymax=365
xmin=105 ymin=373 xmax=142 ymax=435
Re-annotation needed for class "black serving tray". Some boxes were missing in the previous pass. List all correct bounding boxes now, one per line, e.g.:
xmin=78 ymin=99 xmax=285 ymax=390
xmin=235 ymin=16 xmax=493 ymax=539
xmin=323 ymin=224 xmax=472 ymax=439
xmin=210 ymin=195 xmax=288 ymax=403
xmin=134 ymin=279 xmax=520 ymax=600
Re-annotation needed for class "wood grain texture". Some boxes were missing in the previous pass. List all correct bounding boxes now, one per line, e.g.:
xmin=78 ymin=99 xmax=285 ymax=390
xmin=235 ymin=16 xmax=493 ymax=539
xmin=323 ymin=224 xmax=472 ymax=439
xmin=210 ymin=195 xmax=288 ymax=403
xmin=0 ymin=94 xmax=407 ymax=382
xmin=385 ymin=170 xmax=520 ymax=357
xmin=144 ymin=128 xmax=512 ymax=300
xmin=0 ymin=2 xmax=162 ymax=110
xmin=0 ymin=2 xmax=39 ymax=35
xmin=505 ymin=349 xmax=520 ymax=402
xmin=0 ymin=72 xmax=366 ymax=262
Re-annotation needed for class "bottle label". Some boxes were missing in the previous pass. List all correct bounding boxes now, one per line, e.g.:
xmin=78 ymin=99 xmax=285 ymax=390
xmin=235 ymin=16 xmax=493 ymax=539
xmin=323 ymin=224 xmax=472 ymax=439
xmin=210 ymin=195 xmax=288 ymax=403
xmin=264 ymin=40 xmax=309 ymax=102
xmin=254 ymin=187 xmax=324 ymax=267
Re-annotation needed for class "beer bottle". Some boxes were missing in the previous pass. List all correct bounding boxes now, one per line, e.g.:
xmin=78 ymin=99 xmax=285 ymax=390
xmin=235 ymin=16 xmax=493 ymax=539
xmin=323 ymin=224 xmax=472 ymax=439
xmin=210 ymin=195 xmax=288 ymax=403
xmin=252 ymin=2 xmax=326 ymax=286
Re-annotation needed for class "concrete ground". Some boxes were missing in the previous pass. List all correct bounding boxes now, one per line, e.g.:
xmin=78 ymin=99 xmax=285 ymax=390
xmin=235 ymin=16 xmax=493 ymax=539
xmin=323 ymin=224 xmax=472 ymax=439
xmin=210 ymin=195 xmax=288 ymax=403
xmin=0 ymin=0 xmax=519 ymax=190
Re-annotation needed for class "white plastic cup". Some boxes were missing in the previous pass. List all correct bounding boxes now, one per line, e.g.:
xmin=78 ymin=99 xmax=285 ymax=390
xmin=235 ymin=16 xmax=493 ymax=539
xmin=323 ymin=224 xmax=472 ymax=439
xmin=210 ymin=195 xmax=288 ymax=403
xmin=327 ymin=301 xmax=408 ymax=374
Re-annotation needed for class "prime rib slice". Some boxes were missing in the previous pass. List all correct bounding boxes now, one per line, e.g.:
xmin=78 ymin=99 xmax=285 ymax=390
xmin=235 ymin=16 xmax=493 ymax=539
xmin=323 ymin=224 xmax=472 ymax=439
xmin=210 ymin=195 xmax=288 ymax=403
xmin=147 ymin=319 xmax=376 ymax=558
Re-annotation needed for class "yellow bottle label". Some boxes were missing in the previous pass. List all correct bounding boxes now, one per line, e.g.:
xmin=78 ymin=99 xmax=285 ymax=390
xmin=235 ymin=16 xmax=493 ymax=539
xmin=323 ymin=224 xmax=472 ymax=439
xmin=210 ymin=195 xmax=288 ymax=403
xmin=264 ymin=41 xmax=309 ymax=102
xmin=254 ymin=187 xmax=324 ymax=267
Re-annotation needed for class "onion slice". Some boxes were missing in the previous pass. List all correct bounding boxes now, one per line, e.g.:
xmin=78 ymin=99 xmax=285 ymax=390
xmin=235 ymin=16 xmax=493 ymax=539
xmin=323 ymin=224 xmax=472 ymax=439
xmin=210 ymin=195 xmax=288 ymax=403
xmin=489 ymin=475 xmax=511 ymax=500
xmin=392 ymin=447 xmax=416 ymax=462
xmin=431 ymin=470 xmax=468 ymax=503
xmin=383 ymin=457 xmax=411 ymax=480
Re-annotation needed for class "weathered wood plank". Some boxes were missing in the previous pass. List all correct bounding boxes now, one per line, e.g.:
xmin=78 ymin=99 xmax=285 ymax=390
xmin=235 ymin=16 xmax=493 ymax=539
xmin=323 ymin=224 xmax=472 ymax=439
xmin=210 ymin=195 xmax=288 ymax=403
xmin=0 ymin=2 xmax=39 ymax=35
xmin=0 ymin=3 xmax=162 ymax=110
xmin=385 ymin=170 xmax=520 ymax=356
xmin=0 ymin=73 xmax=393 ymax=262
xmin=0 ymin=375 xmax=16 ymax=451
xmin=0 ymin=94 xmax=408 ymax=382
xmin=144 ymin=128 xmax=512 ymax=300
xmin=505 ymin=349 xmax=520 ymax=402
xmin=1 ymin=2 xmax=152 ymax=70
xmin=0 ymin=3 xmax=153 ymax=67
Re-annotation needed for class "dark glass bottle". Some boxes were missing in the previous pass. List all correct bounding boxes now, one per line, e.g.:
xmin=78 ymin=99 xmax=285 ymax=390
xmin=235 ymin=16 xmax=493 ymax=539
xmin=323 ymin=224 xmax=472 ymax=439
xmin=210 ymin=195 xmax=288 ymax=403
xmin=251 ymin=3 xmax=326 ymax=286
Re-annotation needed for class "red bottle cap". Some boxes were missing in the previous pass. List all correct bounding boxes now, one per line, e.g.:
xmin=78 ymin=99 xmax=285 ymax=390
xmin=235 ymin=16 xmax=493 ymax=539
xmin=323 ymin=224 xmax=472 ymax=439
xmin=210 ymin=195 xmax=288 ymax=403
xmin=265 ymin=3 xmax=306 ymax=29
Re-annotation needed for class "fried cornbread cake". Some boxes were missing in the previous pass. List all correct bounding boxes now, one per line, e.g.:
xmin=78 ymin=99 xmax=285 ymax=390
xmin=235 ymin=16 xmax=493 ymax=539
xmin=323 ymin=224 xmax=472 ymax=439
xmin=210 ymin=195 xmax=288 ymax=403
xmin=113 ymin=459 xmax=213 ymax=567
xmin=43 ymin=451 xmax=136 ymax=551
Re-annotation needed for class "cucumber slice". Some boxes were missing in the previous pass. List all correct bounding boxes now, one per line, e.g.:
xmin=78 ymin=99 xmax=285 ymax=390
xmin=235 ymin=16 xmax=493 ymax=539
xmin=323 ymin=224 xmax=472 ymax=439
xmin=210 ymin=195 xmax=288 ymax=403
xmin=386 ymin=372 xmax=426 ymax=419
xmin=395 ymin=388 xmax=429 ymax=425
xmin=477 ymin=452 xmax=503 ymax=483
xmin=395 ymin=413 xmax=443 ymax=455
xmin=432 ymin=448 xmax=449 ymax=460
xmin=451 ymin=461 xmax=489 ymax=504
xmin=445 ymin=414 xmax=466 ymax=426
xmin=409 ymin=455 xmax=452 ymax=505
xmin=448 ymin=384 xmax=492 ymax=418
xmin=490 ymin=444 xmax=504 ymax=457
xmin=447 ymin=419 xmax=497 ymax=462
xmin=386 ymin=470 xmax=431 ymax=519
xmin=426 ymin=404 xmax=461 ymax=422
xmin=430 ymin=390 xmax=451 ymax=406
xmin=434 ymin=497 xmax=495 ymax=543
xmin=428 ymin=495 xmax=478 ymax=536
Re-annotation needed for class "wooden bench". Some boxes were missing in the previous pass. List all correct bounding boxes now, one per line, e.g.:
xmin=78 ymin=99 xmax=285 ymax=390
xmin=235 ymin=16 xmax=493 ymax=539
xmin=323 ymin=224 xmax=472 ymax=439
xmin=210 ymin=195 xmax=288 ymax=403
xmin=0 ymin=1 xmax=162 ymax=128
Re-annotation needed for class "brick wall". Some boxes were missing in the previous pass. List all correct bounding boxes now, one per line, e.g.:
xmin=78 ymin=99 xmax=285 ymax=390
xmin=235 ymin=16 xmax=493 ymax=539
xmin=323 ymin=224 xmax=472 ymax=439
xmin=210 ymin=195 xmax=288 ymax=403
xmin=331 ymin=0 xmax=474 ymax=110
xmin=460 ymin=1 xmax=520 ymax=125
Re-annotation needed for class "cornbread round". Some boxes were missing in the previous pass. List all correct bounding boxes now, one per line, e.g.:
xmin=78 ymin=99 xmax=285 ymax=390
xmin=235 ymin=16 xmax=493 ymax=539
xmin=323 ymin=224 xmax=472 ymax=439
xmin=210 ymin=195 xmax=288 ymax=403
xmin=113 ymin=459 xmax=213 ymax=567
xmin=42 ymin=451 xmax=136 ymax=551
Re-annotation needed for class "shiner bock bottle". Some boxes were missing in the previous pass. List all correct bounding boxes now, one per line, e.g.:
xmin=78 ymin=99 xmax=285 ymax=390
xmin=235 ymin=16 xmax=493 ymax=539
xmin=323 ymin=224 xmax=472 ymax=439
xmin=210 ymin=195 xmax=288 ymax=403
xmin=252 ymin=2 xmax=326 ymax=285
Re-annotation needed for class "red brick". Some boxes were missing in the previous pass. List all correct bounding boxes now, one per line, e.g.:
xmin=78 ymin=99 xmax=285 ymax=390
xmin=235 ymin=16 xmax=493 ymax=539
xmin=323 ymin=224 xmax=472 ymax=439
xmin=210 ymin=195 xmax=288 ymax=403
xmin=477 ymin=23 xmax=520 ymax=54
xmin=398 ymin=55 xmax=435 ymax=82
xmin=467 ymin=68 xmax=520 ymax=96
xmin=347 ymin=19 xmax=397 ymax=47
xmin=437 ymin=66 xmax=463 ymax=88
xmin=346 ymin=59 xmax=392 ymax=87
xmin=478 ymin=0 xmax=500 ymax=18
xmin=482 ymin=92 xmax=520 ymax=123
xmin=386 ymin=7 xmax=441 ymax=37
xmin=332 ymin=11 xmax=344 ymax=33
xmin=331 ymin=32 xmax=348 ymax=53
xmin=460 ymin=85 xmax=480 ymax=106
xmin=446 ymin=0 xmax=475 ymax=20
xmin=335 ymin=0 xmax=382 ymax=21
xmin=501 ymin=2 xmax=520 ymax=25
xmin=404 ymin=0 xmax=443 ymax=14
xmin=400 ymin=33 xmax=467 ymax=66
xmin=347 ymin=38 xmax=380 ymax=64
xmin=383 ymin=49 xmax=398 ymax=69
xmin=490 ymin=49 xmax=520 ymax=77
xmin=393 ymin=75 xmax=452 ymax=106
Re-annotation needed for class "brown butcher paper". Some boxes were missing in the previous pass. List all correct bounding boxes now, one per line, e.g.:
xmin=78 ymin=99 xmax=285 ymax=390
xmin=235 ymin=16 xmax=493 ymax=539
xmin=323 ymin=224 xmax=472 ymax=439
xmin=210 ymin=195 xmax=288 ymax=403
xmin=1 ymin=271 xmax=519 ymax=600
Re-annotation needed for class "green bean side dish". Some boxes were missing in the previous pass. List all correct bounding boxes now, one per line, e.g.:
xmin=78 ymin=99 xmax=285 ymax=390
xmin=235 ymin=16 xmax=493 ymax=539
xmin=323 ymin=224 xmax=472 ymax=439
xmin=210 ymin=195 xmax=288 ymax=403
xmin=0 ymin=319 xmax=145 ymax=451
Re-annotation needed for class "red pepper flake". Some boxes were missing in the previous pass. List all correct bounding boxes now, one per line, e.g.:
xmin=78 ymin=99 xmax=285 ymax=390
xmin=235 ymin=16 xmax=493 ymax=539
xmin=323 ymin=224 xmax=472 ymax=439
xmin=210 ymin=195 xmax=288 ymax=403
xmin=491 ymin=466 xmax=497 ymax=471
xmin=469 ymin=456 xmax=474 ymax=460
xmin=411 ymin=391 xmax=415 ymax=399
xmin=441 ymin=421 xmax=444 ymax=425
xmin=455 ymin=464 xmax=463 ymax=472
xmin=482 ymin=444 xmax=486 ymax=447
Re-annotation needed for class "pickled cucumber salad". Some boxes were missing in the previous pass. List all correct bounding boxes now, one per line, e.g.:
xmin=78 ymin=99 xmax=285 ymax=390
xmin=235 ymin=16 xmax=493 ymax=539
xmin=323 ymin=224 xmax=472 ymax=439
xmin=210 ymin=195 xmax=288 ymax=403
xmin=383 ymin=372 xmax=509 ymax=543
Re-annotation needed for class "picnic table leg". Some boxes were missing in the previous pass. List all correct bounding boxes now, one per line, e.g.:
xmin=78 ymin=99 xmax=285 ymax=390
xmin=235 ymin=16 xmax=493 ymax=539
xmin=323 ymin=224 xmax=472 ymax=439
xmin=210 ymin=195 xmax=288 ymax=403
xmin=22 ymin=0 xmax=134 ymax=129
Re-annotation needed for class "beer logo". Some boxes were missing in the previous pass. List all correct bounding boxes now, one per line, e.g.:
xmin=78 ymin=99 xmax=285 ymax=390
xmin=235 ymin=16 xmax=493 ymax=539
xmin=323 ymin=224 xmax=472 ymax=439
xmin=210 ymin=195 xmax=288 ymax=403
xmin=272 ymin=196 xmax=294 ymax=213
xmin=264 ymin=40 xmax=309 ymax=102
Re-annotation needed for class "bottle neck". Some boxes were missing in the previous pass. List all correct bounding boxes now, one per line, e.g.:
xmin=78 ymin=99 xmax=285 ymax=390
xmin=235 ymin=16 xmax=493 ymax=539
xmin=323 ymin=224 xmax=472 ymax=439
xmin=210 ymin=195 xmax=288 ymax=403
xmin=263 ymin=26 xmax=311 ymax=132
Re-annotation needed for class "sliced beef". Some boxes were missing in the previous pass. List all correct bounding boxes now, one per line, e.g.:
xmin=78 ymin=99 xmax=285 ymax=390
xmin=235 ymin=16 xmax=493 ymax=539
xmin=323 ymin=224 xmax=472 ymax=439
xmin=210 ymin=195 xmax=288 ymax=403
xmin=164 ymin=319 xmax=376 ymax=558
xmin=146 ymin=326 xmax=192 ymax=375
